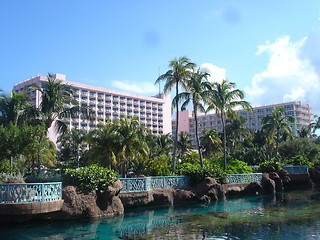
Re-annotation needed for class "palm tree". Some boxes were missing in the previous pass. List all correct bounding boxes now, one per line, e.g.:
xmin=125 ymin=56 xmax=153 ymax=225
xmin=310 ymin=115 xmax=320 ymax=134
xmin=177 ymin=131 xmax=194 ymax=160
xmin=57 ymin=128 xmax=87 ymax=167
xmin=86 ymin=120 xmax=120 ymax=170
xmin=29 ymin=73 xmax=92 ymax=174
xmin=225 ymin=116 xmax=249 ymax=153
xmin=152 ymin=133 xmax=174 ymax=157
xmin=261 ymin=106 xmax=295 ymax=163
xmin=297 ymin=126 xmax=311 ymax=138
xmin=0 ymin=91 xmax=32 ymax=126
xmin=177 ymin=69 xmax=211 ymax=167
xmin=116 ymin=117 xmax=149 ymax=177
xmin=200 ymin=128 xmax=222 ymax=159
xmin=207 ymin=80 xmax=252 ymax=170
xmin=155 ymin=56 xmax=195 ymax=172
xmin=29 ymin=73 xmax=91 ymax=134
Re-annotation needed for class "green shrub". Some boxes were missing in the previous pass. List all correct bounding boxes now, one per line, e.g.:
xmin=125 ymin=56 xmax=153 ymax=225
xmin=149 ymin=155 xmax=173 ymax=176
xmin=225 ymin=159 xmax=253 ymax=174
xmin=0 ymin=172 xmax=25 ymax=183
xmin=63 ymin=164 xmax=118 ymax=192
xmin=25 ymin=171 xmax=62 ymax=183
xmin=176 ymin=162 xmax=225 ymax=185
xmin=259 ymin=160 xmax=280 ymax=173
xmin=284 ymin=155 xmax=313 ymax=168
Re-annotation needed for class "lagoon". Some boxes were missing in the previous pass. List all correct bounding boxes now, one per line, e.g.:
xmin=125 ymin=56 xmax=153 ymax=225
xmin=1 ymin=188 xmax=320 ymax=239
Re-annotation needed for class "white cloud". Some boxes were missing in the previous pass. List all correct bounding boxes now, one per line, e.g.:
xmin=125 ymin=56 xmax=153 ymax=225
xmin=112 ymin=80 xmax=158 ymax=95
xmin=244 ymin=34 xmax=320 ymax=113
xmin=199 ymin=62 xmax=226 ymax=84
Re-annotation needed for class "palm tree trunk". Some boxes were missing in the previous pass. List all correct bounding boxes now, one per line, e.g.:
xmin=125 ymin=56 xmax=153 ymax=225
xmin=274 ymin=129 xmax=280 ymax=166
xmin=221 ymin=113 xmax=227 ymax=171
xmin=37 ymin=135 xmax=43 ymax=175
xmin=172 ymin=82 xmax=179 ymax=173
xmin=194 ymin=105 xmax=203 ymax=167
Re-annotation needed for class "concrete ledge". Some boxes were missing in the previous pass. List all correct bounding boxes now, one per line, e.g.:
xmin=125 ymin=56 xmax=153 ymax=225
xmin=0 ymin=200 xmax=64 ymax=215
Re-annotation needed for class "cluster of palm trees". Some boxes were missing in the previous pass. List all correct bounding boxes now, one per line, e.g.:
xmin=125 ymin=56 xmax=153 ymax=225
xmin=1 ymin=60 xmax=320 ymax=176
xmin=156 ymin=56 xmax=252 ymax=171
xmin=0 ymin=74 xmax=91 ymax=174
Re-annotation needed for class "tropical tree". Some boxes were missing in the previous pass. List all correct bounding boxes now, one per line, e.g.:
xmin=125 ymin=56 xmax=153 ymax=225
xmin=29 ymin=73 xmax=92 ymax=174
xmin=86 ymin=120 xmax=120 ymax=169
xmin=150 ymin=133 xmax=173 ymax=157
xmin=115 ymin=117 xmax=149 ymax=176
xmin=29 ymin=73 xmax=91 ymax=134
xmin=177 ymin=131 xmax=194 ymax=161
xmin=206 ymin=80 xmax=252 ymax=170
xmin=57 ymin=128 xmax=87 ymax=167
xmin=297 ymin=126 xmax=311 ymax=138
xmin=261 ymin=106 xmax=295 ymax=163
xmin=155 ymin=56 xmax=195 ymax=172
xmin=0 ymin=91 xmax=33 ymax=126
xmin=200 ymin=128 xmax=222 ymax=159
xmin=310 ymin=115 xmax=320 ymax=135
xmin=177 ymin=69 xmax=211 ymax=167
xmin=225 ymin=116 xmax=249 ymax=153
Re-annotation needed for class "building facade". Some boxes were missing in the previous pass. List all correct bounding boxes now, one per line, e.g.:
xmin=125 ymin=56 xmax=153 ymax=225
xmin=13 ymin=74 xmax=172 ymax=143
xmin=172 ymin=102 xmax=312 ymax=145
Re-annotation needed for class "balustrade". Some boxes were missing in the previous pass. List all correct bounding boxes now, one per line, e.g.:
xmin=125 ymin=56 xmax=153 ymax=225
xmin=120 ymin=176 xmax=189 ymax=192
xmin=283 ymin=165 xmax=309 ymax=174
xmin=226 ymin=173 xmax=263 ymax=184
xmin=0 ymin=182 xmax=62 ymax=203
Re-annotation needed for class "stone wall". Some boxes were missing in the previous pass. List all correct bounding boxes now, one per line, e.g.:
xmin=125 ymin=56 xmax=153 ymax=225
xmin=1 ymin=169 xmax=318 ymax=223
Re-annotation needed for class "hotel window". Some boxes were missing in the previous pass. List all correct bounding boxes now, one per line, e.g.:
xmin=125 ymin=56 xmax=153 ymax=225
xmin=285 ymin=105 xmax=294 ymax=110
xmin=266 ymin=107 xmax=273 ymax=113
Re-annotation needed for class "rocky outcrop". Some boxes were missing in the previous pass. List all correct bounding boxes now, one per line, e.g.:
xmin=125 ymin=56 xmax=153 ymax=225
xmin=119 ymin=188 xmax=197 ymax=207
xmin=268 ymin=172 xmax=283 ymax=192
xmin=49 ymin=180 xmax=124 ymax=220
xmin=193 ymin=177 xmax=225 ymax=202
xmin=309 ymin=168 xmax=320 ymax=185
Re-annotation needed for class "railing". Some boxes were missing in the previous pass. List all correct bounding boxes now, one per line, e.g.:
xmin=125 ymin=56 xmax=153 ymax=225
xmin=120 ymin=176 xmax=189 ymax=192
xmin=0 ymin=182 xmax=62 ymax=203
xmin=226 ymin=173 xmax=263 ymax=184
xmin=283 ymin=165 xmax=309 ymax=174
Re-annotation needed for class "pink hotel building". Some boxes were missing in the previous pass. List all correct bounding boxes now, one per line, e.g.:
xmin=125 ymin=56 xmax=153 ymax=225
xmin=13 ymin=74 xmax=172 ymax=143
xmin=173 ymin=102 xmax=312 ymax=145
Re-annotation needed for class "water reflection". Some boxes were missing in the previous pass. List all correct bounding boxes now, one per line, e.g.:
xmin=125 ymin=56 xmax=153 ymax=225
xmin=1 ymin=188 xmax=320 ymax=239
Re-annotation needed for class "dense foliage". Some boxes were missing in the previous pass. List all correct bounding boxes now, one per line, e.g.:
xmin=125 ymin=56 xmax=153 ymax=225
xmin=1 ymin=61 xmax=320 ymax=186
xmin=177 ymin=162 xmax=225 ymax=185
xmin=63 ymin=164 xmax=118 ymax=192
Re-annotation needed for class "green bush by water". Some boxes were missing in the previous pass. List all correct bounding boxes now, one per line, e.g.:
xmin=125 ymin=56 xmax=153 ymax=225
xmin=177 ymin=162 xmax=225 ymax=185
xmin=284 ymin=155 xmax=313 ymax=168
xmin=63 ymin=164 xmax=118 ymax=192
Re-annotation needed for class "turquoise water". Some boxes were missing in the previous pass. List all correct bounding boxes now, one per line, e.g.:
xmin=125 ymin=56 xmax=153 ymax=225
xmin=2 ymin=188 xmax=320 ymax=239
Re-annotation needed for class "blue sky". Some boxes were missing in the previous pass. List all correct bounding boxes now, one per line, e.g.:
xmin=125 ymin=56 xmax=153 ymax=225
xmin=1 ymin=1 xmax=320 ymax=114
